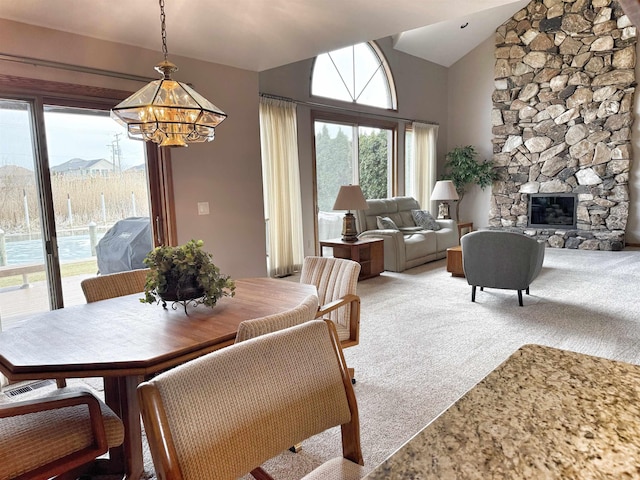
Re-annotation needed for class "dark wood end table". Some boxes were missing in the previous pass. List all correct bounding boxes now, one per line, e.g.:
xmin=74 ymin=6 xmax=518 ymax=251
xmin=319 ymin=237 xmax=384 ymax=280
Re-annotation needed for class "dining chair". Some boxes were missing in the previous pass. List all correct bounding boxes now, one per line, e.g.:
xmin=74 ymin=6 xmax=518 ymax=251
xmin=300 ymin=256 xmax=361 ymax=380
xmin=0 ymin=388 xmax=124 ymax=480
xmin=138 ymin=320 xmax=365 ymax=480
xmin=80 ymin=268 xmax=149 ymax=303
xmin=234 ymin=293 xmax=318 ymax=343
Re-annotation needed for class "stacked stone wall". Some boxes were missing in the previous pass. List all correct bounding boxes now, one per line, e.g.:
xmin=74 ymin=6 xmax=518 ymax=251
xmin=491 ymin=0 xmax=637 ymax=250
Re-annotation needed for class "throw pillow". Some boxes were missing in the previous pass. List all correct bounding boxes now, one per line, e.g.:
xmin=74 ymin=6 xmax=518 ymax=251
xmin=376 ymin=216 xmax=399 ymax=230
xmin=412 ymin=209 xmax=441 ymax=231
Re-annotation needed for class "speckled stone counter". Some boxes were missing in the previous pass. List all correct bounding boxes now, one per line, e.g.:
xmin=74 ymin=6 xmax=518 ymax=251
xmin=364 ymin=344 xmax=640 ymax=479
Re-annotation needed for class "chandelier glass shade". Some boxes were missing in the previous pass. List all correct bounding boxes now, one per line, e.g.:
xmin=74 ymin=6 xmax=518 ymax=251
xmin=110 ymin=1 xmax=226 ymax=147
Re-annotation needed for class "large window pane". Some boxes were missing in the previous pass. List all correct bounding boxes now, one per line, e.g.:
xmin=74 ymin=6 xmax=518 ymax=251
xmin=0 ymin=102 xmax=152 ymax=330
xmin=311 ymin=42 xmax=395 ymax=109
xmin=44 ymin=106 xmax=151 ymax=307
xmin=314 ymin=120 xmax=392 ymax=245
xmin=315 ymin=121 xmax=353 ymax=241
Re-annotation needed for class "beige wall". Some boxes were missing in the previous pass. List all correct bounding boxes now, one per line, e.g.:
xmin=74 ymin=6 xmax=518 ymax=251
xmin=259 ymin=36 xmax=449 ymax=255
xmin=448 ymin=33 xmax=640 ymax=244
xmin=446 ymin=36 xmax=495 ymax=228
xmin=0 ymin=19 xmax=266 ymax=277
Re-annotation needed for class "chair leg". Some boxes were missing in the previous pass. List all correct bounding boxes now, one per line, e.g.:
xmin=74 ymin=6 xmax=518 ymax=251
xmin=471 ymin=285 xmax=476 ymax=302
xmin=289 ymin=443 xmax=302 ymax=453
xmin=348 ymin=367 xmax=356 ymax=385
xmin=56 ymin=378 xmax=67 ymax=388
xmin=517 ymin=290 xmax=523 ymax=307
xmin=526 ymin=286 xmax=530 ymax=295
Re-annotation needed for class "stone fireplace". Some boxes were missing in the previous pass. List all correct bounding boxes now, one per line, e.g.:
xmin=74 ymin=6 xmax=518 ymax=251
xmin=490 ymin=0 xmax=637 ymax=250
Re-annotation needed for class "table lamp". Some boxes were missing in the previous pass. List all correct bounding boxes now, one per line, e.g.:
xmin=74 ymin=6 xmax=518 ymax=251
xmin=333 ymin=185 xmax=369 ymax=242
xmin=431 ymin=180 xmax=459 ymax=219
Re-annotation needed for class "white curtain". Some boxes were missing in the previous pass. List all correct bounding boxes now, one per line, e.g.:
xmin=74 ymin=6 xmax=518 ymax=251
xmin=259 ymin=97 xmax=304 ymax=277
xmin=411 ymin=122 xmax=439 ymax=212
xmin=0 ymin=313 xmax=6 ymax=388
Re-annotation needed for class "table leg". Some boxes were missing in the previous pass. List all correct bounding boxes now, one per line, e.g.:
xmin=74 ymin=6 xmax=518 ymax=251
xmin=103 ymin=375 xmax=145 ymax=480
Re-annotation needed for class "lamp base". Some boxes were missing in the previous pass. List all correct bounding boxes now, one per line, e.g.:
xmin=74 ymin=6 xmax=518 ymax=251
xmin=437 ymin=202 xmax=451 ymax=220
xmin=341 ymin=212 xmax=359 ymax=242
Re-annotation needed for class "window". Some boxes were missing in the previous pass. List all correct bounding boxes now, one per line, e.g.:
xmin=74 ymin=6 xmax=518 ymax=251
xmin=311 ymin=42 xmax=396 ymax=109
xmin=314 ymin=116 xmax=394 ymax=242
xmin=0 ymin=75 xmax=173 ymax=327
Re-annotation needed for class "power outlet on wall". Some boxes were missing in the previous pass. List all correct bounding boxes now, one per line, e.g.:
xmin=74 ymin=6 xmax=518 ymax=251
xmin=197 ymin=202 xmax=210 ymax=215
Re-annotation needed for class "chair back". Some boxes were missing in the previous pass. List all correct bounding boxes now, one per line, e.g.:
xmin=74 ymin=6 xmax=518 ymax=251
xmin=138 ymin=320 xmax=362 ymax=480
xmin=81 ymin=268 xmax=149 ymax=303
xmin=461 ymin=230 xmax=545 ymax=290
xmin=300 ymin=257 xmax=360 ymax=339
xmin=234 ymin=294 xmax=318 ymax=343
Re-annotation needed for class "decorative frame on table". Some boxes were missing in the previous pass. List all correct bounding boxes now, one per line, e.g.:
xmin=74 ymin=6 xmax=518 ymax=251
xmin=458 ymin=222 xmax=473 ymax=241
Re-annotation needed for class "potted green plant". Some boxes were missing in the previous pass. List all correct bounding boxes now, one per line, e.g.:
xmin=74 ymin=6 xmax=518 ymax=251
xmin=141 ymin=239 xmax=235 ymax=313
xmin=443 ymin=145 xmax=499 ymax=221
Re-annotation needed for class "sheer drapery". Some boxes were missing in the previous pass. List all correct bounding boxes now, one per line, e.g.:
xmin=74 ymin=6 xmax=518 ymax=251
xmin=411 ymin=122 xmax=439 ymax=212
xmin=259 ymin=97 xmax=304 ymax=277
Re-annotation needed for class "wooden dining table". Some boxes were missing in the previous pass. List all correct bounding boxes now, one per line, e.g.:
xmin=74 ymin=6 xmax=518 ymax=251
xmin=0 ymin=277 xmax=317 ymax=480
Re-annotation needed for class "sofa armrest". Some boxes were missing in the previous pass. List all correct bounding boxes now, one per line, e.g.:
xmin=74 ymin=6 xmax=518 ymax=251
xmin=358 ymin=230 xmax=406 ymax=272
xmin=436 ymin=219 xmax=457 ymax=231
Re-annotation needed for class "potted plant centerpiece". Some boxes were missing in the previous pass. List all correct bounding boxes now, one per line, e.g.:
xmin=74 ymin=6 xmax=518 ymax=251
xmin=141 ymin=239 xmax=235 ymax=313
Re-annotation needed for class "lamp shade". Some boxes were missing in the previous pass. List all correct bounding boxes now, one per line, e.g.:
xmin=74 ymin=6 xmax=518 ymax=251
xmin=431 ymin=180 xmax=459 ymax=201
xmin=333 ymin=185 xmax=368 ymax=211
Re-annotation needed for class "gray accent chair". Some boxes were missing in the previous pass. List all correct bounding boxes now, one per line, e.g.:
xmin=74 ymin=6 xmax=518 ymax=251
xmin=461 ymin=230 xmax=545 ymax=307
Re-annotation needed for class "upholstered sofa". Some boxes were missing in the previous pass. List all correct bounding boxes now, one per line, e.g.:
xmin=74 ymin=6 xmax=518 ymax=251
xmin=355 ymin=196 xmax=458 ymax=272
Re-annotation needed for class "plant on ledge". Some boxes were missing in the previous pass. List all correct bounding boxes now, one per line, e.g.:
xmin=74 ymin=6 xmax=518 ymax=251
xmin=443 ymin=145 xmax=498 ymax=221
xmin=141 ymin=239 xmax=235 ymax=313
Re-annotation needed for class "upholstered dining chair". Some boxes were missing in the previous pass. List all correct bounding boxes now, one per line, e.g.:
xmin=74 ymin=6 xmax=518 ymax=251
xmin=138 ymin=320 xmax=364 ymax=480
xmin=300 ymin=256 xmax=361 ymax=381
xmin=235 ymin=294 xmax=319 ymax=343
xmin=0 ymin=388 xmax=124 ymax=480
xmin=80 ymin=268 xmax=149 ymax=303
xmin=300 ymin=257 xmax=361 ymax=347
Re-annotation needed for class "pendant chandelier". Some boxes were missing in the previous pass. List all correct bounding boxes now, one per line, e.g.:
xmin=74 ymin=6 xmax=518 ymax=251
xmin=111 ymin=0 xmax=227 ymax=147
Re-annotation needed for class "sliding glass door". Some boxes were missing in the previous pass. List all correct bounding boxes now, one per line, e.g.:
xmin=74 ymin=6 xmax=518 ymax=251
xmin=0 ymin=98 xmax=150 ymax=329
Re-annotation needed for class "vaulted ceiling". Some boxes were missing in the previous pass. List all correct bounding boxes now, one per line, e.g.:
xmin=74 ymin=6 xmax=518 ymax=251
xmin=0 ymin=0 xmax=536 ymax=71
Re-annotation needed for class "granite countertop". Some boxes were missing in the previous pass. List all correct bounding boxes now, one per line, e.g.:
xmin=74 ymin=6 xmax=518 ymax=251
xmin=364 ymin=344 xmax=640 ymax=479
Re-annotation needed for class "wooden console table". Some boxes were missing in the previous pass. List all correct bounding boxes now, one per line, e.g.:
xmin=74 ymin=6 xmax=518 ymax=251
xmin=319 ymin=237 xmax=384 ymax=280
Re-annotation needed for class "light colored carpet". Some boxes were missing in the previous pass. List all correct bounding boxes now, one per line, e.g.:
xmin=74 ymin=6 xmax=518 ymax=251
xmin=250 ymin=247 xmax=640 ymax=479
xmin=4 ymin=247 xmax=640 ymax=479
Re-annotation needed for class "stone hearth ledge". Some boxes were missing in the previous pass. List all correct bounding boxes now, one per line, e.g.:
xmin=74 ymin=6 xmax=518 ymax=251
xmin=363 ymin=344 xmax=640 ymax=478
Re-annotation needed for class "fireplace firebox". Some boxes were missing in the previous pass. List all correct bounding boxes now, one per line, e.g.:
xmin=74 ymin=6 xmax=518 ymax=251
xmin=527 ymin=194 xmax=577 ymax=229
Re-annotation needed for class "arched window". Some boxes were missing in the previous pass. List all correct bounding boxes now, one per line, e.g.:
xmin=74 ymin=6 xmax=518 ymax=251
xmin=311 ymin=42 xmax=396 ymax=110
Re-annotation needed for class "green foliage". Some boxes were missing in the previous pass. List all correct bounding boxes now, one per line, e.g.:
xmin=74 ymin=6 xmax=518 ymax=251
xmin=443 ymin=146 xmax=498 ymax=220
xmin=141 ymin=239 xmax=235 ymax=310
xmin=315 ymin=124 xmax=388 ymax=211
xmin=315 ymin=125 xmax=352 ymax=212
xmin=359 ymin=131 xmax=388 ymax=199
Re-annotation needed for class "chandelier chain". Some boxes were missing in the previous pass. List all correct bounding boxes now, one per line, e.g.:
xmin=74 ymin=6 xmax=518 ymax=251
xmin=159 ymin=0 xmax=168 ymax=61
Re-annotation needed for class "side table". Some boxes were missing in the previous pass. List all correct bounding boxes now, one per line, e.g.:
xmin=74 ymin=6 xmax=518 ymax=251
xmin=319 ymin=237 xmax=384 ymax=280
xmin=446 ymin=245 xmax=464 ymax=277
